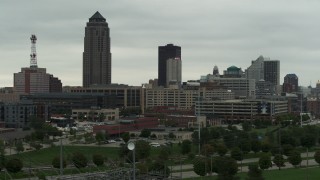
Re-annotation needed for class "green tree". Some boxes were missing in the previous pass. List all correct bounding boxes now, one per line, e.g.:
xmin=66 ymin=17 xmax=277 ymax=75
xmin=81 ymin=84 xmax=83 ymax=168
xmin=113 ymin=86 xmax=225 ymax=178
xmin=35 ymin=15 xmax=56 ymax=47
xmin=261 ymin=141 xmax=271 ymax=153
xmin=136 ymin=140 xmax=151 ymax=160
xmin=149 ymin=159 xmax=170 ymax=178
xmin=301 ymin=134 xmax=316 ymax=167
xmin=273 ymin=154 xmax=285 ymax=170
xmin=181 ymin=140 xmax=192 ymax=155
xmin=92 ymin=154 xmax=104 ymax=166
xmin=258 ymin=154 xmax=272 ymax=170
xmin=314 ymin=150 xmax=320 ymax=165
xmin=158 ymin=146 xmax=171 ymax=161
xmin=95 ymin=131 xmax=105 ymax=145
xmin=139 ymin=129 xmax=151 ymax=138
xmin=5 ymin=158 xmax=23 ymax=173
xmin=72 ymin=152 xmax=88 ymax=168
xmin=282 ymin=144 xmax=294 ymax=156
xmin=150 ymin=133 xmax=157 ymax=139
xmin=29 ymin=116 xmax=45 ymax=130
xmin=251 ymin=139 xmax=261 ymax=153
xmin=242 ymin=122 xmax=252 ymax=131
xmin=15 ymin=141 xmax=24 ymax=153
xmin=193 ymin=156 xmax=208 ymax=176
xmin=52 ymin=156 xmax=67 ymax=169
xmin=216 ymin=143 xmax=228 ymax=156
xmin=231 ymin=147 xmax=243 ymax=161
xmin=246 ymin=163 xmax=264 ymax=180
xmin=214 ymin=156 xmax=238 ymax=180
xmin=287 ymin=150 xmax=302 ymax=167
xmin=201 ymin=144 xmax=214 ymax=157
xmin=121 ymin=132 xmax=130 ymax=143
xmin=168 ymin=132 xmax=176 ymax=139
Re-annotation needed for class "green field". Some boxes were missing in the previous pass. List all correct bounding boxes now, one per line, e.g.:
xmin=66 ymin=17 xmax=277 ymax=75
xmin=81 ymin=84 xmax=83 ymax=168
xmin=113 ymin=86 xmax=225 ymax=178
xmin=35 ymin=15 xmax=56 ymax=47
xmin=8 ymin=145 xmax=120 ymax=166
xmin=184 ymin=166 xmax=320 ymax=180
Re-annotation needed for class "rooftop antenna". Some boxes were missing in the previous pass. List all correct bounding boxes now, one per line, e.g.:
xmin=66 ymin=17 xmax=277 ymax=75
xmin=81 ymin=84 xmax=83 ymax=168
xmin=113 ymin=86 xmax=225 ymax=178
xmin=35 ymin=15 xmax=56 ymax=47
xmin=30 ymin=34 xmax=37 ymax=68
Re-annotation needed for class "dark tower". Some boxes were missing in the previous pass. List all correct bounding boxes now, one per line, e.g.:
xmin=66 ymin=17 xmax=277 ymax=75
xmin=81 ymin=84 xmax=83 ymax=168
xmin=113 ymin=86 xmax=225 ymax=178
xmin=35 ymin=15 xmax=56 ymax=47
xmin=158 ymin=44 xmax=181 ymax=87
xmin=83 ymin=11 xmax=111 ymax=87
xmin=283 ymin=74 xmax=299 ymax=93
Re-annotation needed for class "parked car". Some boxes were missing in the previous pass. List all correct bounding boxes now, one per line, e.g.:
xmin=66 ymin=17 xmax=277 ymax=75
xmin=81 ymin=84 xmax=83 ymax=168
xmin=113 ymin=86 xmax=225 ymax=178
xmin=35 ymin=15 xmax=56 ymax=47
xmin=105 ymin=140 xmax=116 ymax=144
xmin=149 ymin=142 xmax=161 ymax=147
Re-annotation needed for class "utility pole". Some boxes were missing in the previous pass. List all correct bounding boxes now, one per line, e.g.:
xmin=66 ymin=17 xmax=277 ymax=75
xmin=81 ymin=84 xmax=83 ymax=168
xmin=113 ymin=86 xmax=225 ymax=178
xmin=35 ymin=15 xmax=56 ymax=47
xmin=300 ymin=93 xmax=303 ymax=127
xmin=60 ymin=138 xmax=63 ymax=177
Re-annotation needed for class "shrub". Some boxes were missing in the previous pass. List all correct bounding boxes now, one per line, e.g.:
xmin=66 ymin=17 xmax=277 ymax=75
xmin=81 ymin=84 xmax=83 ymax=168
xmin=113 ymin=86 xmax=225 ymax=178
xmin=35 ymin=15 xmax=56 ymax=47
xmin=92 ymin=154 xmax=104 ymax=166
xmin=5 ymin=158 xmax=23 ymax=173
xmin=52 ymin=156 xmax=67 ymax=169
xmin=72 ymin=152 xmax=88 ymax=168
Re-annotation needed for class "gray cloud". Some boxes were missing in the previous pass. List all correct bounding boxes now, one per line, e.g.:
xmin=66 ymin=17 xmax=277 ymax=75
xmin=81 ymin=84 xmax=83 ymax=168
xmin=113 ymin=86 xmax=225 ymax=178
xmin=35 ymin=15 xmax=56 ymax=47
xmin=1 ymin=0 xmax=320 ymax=87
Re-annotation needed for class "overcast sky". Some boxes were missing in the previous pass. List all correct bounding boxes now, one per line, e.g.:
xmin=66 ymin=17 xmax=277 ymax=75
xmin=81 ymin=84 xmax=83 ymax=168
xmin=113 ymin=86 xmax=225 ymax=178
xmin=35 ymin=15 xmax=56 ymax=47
xmin=1 ymin=0 xmax=320 ymax=87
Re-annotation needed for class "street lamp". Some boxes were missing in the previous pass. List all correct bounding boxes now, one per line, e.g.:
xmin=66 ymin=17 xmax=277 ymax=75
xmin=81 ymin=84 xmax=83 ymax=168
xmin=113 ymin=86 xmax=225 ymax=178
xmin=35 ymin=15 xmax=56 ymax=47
xmin=127 ymin=142 xmax=136 ymax=180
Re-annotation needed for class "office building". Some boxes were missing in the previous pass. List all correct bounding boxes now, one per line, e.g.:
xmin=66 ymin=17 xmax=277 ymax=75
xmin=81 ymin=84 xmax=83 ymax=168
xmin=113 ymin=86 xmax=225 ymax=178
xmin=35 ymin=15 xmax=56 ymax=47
xmin=166 ymin=57 xmax=182 ymax=86
xmin=264 ymin=60 xmax=280 ymax=86
xmin=283 ymin=74 xmax=299 ymax=93
xmin=201 ymin=75 xmax=255 ymax=98
xmin=14 ymin=35 xmax=62 ymax=94
xmin=83 ymin=11 xmax=112 ymax=87
xmin=246 ymin=56 xmax=265 ymax=82
xmin=158 ymin=44 xmax=181 ymax=87
xmin=195 ymin=99 xmax=288 ymax=122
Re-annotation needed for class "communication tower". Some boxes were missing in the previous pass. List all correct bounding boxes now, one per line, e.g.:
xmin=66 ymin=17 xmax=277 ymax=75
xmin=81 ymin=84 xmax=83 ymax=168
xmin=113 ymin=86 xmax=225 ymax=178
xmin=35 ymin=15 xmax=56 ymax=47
xmin=30 ymin=34 xmax=37 ymax=68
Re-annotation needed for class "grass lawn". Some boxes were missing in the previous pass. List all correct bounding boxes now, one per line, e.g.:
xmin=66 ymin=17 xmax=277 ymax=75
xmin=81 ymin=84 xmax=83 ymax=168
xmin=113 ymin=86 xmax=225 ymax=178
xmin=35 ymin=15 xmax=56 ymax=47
xmin=183 ymin=166 xmax=320 ymax=180
xmin=8 ymin=145 xmax=120 ymax=166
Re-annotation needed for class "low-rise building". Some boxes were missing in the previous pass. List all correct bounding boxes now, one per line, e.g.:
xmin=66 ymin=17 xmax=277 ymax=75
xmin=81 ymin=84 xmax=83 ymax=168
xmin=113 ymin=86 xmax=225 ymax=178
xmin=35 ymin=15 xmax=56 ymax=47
xmin=195 ymin=99 xmax=288 ymax=122
xmin=72 ymin=108 xmax=119 ymax=121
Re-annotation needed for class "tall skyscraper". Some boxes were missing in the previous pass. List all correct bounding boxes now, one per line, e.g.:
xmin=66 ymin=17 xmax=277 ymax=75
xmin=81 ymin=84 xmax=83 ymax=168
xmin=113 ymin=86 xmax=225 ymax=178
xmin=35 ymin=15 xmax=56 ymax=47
xmin=246 ymin=55 xmax=265 ymax=82
xmin=264 ymin=60 xmax=280 ymax=86
xmin=158 ymin=44 xmax=181 ymax=87
xmin=83 ymin=11 xmax=111 ymax=87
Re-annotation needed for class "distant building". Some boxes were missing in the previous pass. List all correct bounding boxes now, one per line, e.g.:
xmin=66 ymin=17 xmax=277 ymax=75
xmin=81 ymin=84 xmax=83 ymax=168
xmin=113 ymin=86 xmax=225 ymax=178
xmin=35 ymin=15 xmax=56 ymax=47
xmin=14 ymin=67 xmax=62 ymax=94
xmin=223 ymin=66 xmax=244 ymax=78
xmin=92 ymin=117 xmax=159 ymax=135
xmin=14 ymin=35 xmax=62 ymax=94
xmin=246 ymin=55 xmax=280 ymax=94
xmin=145 ymin=88 xmax=234 ymax=109
xmin=212 ymin=65 xmax=219 ymax=76
xmin=201 ymin=75 xmax=255 ymax=98
xmin=72 ymin=108 xmax=119 ymax=121
xmin=264 ymin=60 xmax=280 ymax=86
xmin=256 ymin=80 xmax=274 ymax=98
xmin=195 ymin=99 xmax=288 ymax=122
xmin=0 ymin=100 xmax=49 ymax=128
xmin=68 ymin=84 xmax=142 ymax=109
xmin=166 ymin=57 xmax=182 ymax=86
xmin=83 ymin=11 xmax=111 ymax=87
xmin=246 ymin=56 xmax=265 ymax=82
xmin=158 ymin=44 xmax=181 ymax=87
xmin=283 ymin=74 xmax=299 ymax=93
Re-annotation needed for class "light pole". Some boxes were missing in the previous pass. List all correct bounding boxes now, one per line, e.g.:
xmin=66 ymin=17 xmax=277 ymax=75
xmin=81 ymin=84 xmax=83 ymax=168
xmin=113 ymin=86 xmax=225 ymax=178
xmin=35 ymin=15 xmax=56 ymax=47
xmin=300 ymin=93 xmax=303 ymax=127
xmin=60 ymin=138 xmax=63 ymax=177
xmin=127 ymin=142 xmax=136 ymax=180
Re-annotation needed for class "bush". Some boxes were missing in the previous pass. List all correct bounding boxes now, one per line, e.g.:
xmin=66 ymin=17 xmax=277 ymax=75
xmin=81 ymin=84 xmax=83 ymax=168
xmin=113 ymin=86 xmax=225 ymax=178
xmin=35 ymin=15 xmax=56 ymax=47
xmin=52 ymin=156 xmax=67 ymax=169
xmin=30 ymin=142 xmax=43 ymax=150
xmin=72 ymin=152 xmax=88 ymax=168
xmin=5 ymin=158 xmax=23 ymax=173
xmin=92 ymin=154 xmax=104 ymax=166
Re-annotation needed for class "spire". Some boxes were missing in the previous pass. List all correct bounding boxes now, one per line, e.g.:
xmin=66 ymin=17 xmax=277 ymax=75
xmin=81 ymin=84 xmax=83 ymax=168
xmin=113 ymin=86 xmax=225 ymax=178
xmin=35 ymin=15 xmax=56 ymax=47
xmin=89 ymin=11 xmax=106 ymax=22
xmin=30 ymin=34 xmax=37 ymax=68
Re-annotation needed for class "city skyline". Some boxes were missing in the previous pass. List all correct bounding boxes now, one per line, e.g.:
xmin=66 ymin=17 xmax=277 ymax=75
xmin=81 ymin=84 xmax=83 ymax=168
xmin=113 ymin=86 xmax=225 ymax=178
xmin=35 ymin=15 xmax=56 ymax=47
xmin=1 ymin=0 xmax=320 ymax=87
